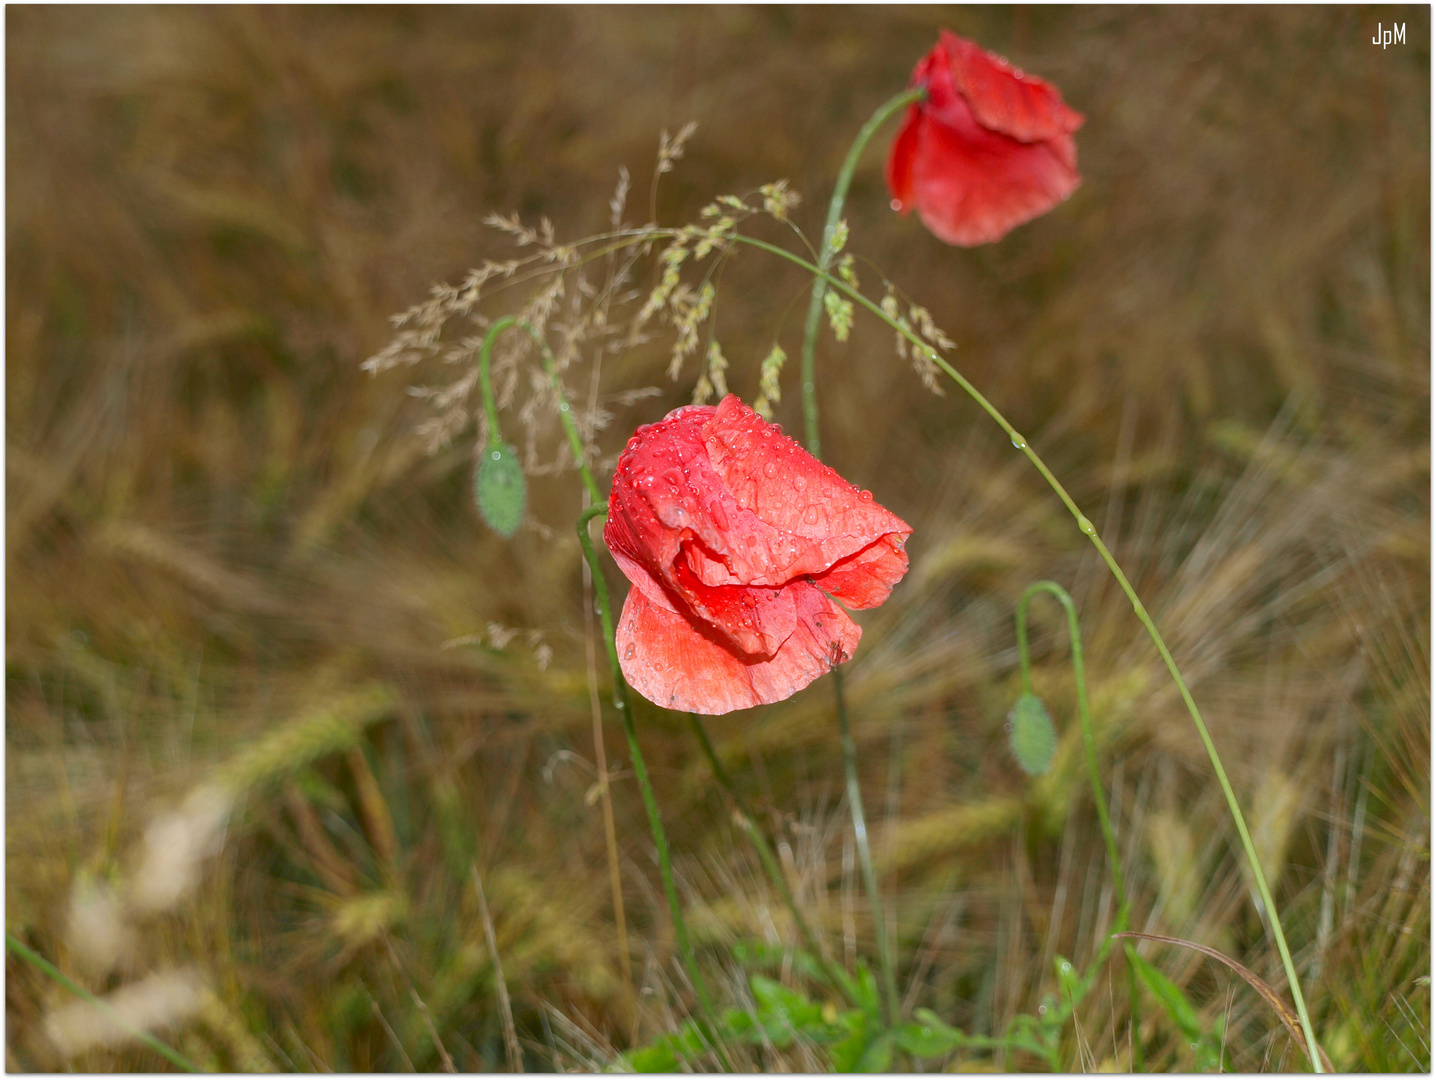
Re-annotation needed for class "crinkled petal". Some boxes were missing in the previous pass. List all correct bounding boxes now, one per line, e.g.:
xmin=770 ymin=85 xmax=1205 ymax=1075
xmin=909 ymin=104 xmax=1080 ymax=247
xmin=942 ymin=31 xmax=1084 ymax=143
xmin=811 ymin=533 xmax=910 ymax=611
xmin=603 ymin=396 xmax=911 ymax=713
xmin=698 ymin=396 xmax=911 ymax=586
xmin=616 ymin=579 xmax=861 ymax=715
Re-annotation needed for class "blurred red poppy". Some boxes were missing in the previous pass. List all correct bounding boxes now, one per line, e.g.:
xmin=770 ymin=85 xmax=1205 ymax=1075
xmin=604 ymin=395 xmax=911 ymax=715
xmin=886 ymin=30 xmax=1084 ymax=246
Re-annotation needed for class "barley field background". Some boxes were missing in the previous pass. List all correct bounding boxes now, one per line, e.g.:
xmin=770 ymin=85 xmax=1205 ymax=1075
xmin=6 ymin=6 xmax=1429 ymax=1072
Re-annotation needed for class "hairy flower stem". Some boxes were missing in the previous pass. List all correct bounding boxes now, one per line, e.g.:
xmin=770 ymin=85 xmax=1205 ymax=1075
xmin=686 ymin=713 xmax=865 ymax=1010
xmin=576 ymin=506 xmax=731 ymax=1069
xmin=794 ymin=86 xmax=924 ymax=1034
xmin=799 ymin=85 xmax=925 ymax=458
xmin=733 ymin=235 xmax=1325 ymax=1070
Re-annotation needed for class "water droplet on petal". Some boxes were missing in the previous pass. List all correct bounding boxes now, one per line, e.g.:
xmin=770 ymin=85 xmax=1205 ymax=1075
xmin=763 ymin=461 xmax=778 ymax=479
xmin=860 ymin=490 xmax=872 ymax=501
xmin=803 ymin=506 xmax=820 ymax=525
xmin=792 ymin=474 xmax=807 ymax=491
xmin=624 ymin=643 xmax=635 ymax=660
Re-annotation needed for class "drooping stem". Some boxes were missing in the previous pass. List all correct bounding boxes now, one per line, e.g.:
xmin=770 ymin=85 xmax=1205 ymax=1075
xmin=1015 ymin=582 xmax=1128 ymax=923
xmin=687 ymin=712 xmax=864 ymax=1009
xmin=1015 ymin=581 xmax=1144 ymax=1065
xmin=798 ymin=85 xmax=925 ymax=457
xmin=576 ymin=506 xmax=731 ymax=1068
xmin=477 ymin=319 xmax=510 ymax=450
xmin=728 ymin=234 xmax=1324 ymax=1070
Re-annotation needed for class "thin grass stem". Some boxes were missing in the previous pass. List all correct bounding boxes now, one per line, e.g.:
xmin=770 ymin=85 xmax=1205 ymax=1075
xmin=6 ymin=934 xmax=204 ymax=1073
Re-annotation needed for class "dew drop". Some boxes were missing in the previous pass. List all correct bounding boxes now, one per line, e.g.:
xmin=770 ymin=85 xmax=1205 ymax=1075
xmin=763 ymin=461 xmax=778 ymax=479
xmin=803 ymin=506 xmax=820 ymax=525
xmin=1077 ymin=515 xmax=1096 ymax=536
xmin=890 ymin=198 xmax=903 ymax=212
xmin=792 ymin=474 xmax=807 ymax=491
xmin=624 ymin=643 xmax=635 ymax=660
xmin=859 ymin=490 xmax=872 ymax=501
xmin=1011 ymin=433 xmax=1027 ymax=450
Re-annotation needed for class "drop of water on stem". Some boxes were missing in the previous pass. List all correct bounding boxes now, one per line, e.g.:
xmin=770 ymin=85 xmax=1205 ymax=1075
xmin=1077 ymin=516 xmax=1096 ymax=536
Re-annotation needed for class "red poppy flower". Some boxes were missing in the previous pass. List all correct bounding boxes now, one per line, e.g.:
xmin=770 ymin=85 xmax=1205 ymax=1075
xmin=886 ymin=30 xmax=1084 ymax=247
xmin=604 ymin=395 xmax=912 ymax=715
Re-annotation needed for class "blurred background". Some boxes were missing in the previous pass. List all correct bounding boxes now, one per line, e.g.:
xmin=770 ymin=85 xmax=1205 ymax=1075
xmin=7 ymin=5 xmax=1429 ymax=1071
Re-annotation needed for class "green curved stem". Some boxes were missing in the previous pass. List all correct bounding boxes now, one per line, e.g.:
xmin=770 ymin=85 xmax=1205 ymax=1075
xmin=477 ymin=317 xmax=603 ymax=503
xmin=576 ymin=506 xmax=731 ymax=1069
xmin=798 ymin=85 xmax=924 ymax=457
xmin=727 ymin=233 xmax=1324 ymax=1071
xmin=687 ymin=713 xmax=865 ymax=1010
xmin=477 ymin=319 xmax=512 ymax=449
xmin=1016 ymin=582 xmax=1128 ymax=924
xmin=1015 ymin=581 xmax=1145 ymax=1066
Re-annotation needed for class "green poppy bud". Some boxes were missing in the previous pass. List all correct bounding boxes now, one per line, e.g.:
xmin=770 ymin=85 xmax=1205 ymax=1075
xmin=1008 ymin=691 xmax=1056 ymax=776
xmin=475 ymin=443 xmax=526 ymax=538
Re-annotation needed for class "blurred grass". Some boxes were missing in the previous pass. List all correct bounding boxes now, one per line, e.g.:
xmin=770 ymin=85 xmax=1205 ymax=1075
xmin=7 ymin=5 xmax=1429 ymax=1072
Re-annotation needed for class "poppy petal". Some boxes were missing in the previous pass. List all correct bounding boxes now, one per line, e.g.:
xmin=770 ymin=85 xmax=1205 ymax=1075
xmin=811 ymin=533 xmax=910 ymax=611
xmin=604 ymin=396 xmax=910 ymax=714
xmin=942 ymin=31 xmax=1084 ymax=144
xmin=885 ymin=107 xmax=923 ymax=214
xmin=699 ymin=396 xmax=912 ymax=587
xmin=910 ymin=106 xmax=1080 ymax=247
xmin=888 ymin=30 xmax=1083 ymax=247
xmin=616 ymin=578 xmax=861 ymax=715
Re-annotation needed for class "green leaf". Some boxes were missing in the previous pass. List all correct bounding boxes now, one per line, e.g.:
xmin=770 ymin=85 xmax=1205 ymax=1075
xmin=856 ymin=1032 xmax=893 ymax=1073
xmin=475 ymin=443 xmax=526 ymax=538
xmin=827 ymin=1013 xmax=874 ymax=1073
xmin=750 ymin=975 xmax=825 ymax=1045
xmin=1127 ymin=947 xmax=1203 ymax=1041
xmin=852 ymin=960 xmax=880 ymax=1014
xmin=893 ymin=1016 xmax=966 ymax=1058
xmin=626 ymin=1044 xmax=677 ymax=1073
xmin=1008 ymin=692 xmax=1057 ymax=776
